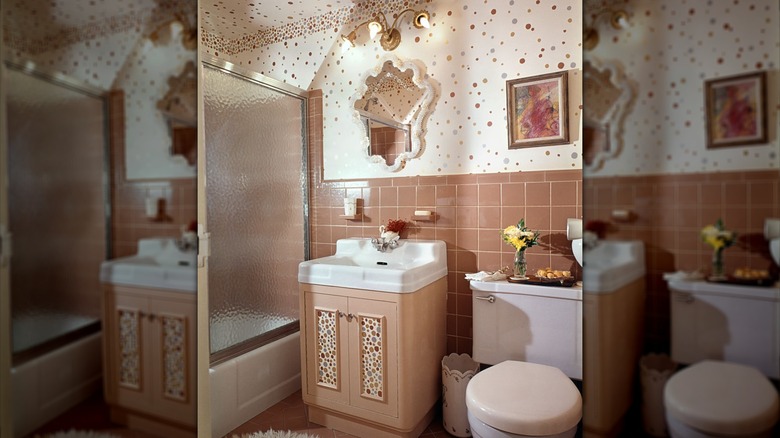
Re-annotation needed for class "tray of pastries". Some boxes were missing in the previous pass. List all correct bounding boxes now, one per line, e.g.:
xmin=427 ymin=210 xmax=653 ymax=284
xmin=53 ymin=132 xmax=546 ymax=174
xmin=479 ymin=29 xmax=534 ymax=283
xmin=710 ymin=267 xmax=775 ymax=287
xmin=508 ymin=268 xmax=577 ymax=287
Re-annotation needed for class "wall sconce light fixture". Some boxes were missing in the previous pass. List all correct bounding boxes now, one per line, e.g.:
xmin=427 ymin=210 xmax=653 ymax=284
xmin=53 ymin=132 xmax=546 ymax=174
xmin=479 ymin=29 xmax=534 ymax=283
xmin=341 ymin=9 xmax=430 ymax=52
xmin=583 ymin=8 xmax=628 ymax=51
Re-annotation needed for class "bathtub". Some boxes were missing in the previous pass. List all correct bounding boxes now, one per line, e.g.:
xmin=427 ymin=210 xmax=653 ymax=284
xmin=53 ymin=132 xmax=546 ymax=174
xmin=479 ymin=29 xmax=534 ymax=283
xmin=210 ymin=314 xmax=298 ymax=356
xmin=11 ymin=315 xmax=102 ymax=438
xmin=210 ymin=331 xmax=302 ymax=437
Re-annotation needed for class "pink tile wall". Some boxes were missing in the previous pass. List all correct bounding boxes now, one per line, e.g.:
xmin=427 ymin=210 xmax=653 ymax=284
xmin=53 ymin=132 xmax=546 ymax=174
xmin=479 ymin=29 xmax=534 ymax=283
xmin=111 ymin=179 xmax=197 ymax=258
xmin=369 ymin=126 xmax=406 ymax=168
xmin=108 ymin=91 xmax=197 ymax=258
xmin=309 ymin=90 xmax=583 ymax=354
xmin=584 ymin=171 xmax=780 ymax=351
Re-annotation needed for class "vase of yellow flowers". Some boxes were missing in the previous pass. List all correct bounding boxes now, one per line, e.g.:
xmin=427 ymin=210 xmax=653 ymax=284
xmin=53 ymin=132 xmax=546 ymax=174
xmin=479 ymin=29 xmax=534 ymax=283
xmin=513 ymin=250 xmax=527 ymax=278
xmin=701 ymin=219 xmax=735 ymax=280
xmin=501 ymin=219 xmax=539 ymax=278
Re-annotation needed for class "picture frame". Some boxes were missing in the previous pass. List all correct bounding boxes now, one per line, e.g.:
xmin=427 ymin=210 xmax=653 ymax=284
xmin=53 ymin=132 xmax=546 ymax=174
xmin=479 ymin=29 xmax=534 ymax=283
xmin=705 ymin=71 xmax=767 ymax=149
xmin=506 ymin=71 xmax=569 ymax=149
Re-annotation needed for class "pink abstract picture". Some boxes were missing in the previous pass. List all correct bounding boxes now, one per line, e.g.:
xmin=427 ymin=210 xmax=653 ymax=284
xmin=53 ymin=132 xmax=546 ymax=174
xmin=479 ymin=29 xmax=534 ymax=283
xmin=506 ymin=72 xmax=568 ymax=148
xmin=705 ymin=71 xmax=766 ymax=148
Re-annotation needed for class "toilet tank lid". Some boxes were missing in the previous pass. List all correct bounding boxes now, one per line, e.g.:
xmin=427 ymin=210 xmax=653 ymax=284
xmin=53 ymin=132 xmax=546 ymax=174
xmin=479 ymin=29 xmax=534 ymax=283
xmin=664 ymin=360 xmax=780 ymax=435
xmin=667 ymin=279 xmax=780 ymax=301
xmin=469 ymin=280 xmax=582 ymax=301
xmin=465 ymin=361 xmax=582 ymax=435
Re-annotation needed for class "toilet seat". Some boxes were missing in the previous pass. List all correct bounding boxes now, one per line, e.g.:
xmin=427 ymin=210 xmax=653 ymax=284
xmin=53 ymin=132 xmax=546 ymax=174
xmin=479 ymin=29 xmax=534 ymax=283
xmin=664 ymin=360 xmax=780 ymax=436
xmin=465 ymin=361 xmax=581 ymax=436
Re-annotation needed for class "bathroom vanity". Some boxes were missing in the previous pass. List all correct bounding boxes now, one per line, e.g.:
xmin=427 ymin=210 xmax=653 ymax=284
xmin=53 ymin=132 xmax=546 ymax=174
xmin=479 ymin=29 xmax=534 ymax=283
xmin=100 ymin=238 xmax=197 ymax=437
xmin=298 ymin=238 xmax=447 ymax=438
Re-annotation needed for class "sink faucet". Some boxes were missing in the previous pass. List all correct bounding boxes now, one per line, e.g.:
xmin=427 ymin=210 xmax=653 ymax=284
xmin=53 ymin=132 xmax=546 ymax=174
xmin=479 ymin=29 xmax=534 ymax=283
xmin=371 ymin=236 xmax=399 ymax=252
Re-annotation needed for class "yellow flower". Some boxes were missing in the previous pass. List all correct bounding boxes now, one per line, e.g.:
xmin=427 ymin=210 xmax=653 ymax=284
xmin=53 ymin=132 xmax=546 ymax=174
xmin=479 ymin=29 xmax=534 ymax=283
xmin=705 ymin=236 xmax=724 ymax=250
xmin=506 ymin=237 xmax=525 ymax=250
xmin=701 ymin=220 xmax=735 ymax=251
xmin=501 ymin=219 xmax=539 ymax=251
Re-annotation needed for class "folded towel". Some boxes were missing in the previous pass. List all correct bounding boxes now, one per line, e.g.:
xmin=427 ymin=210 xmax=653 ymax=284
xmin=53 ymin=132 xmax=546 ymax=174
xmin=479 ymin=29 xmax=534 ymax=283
xmin=662 ymin=271 xmax=705 ymax=282
xmin=464 ymin=271 xmax=508 ymax=282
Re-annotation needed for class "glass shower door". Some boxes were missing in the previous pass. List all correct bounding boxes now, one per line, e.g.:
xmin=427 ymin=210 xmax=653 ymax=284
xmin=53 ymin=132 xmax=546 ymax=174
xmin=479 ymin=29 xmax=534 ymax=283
xmin=6 ymin=65 xmax=108 ymax=361
xmin=202 ymin=61 xmax=308 ymax=363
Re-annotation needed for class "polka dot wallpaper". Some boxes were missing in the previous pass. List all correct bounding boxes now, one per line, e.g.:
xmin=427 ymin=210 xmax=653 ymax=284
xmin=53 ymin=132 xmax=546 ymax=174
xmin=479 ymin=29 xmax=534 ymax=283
xmin=115 ymin=24 xmax=197 ymax=180
xmin=200 ymin=0 xmax=583 ymax=180
xmin=4 ymin=0 xmax=197 ymax=180
xmin=586 ymin=0 xmax=780 ymax=176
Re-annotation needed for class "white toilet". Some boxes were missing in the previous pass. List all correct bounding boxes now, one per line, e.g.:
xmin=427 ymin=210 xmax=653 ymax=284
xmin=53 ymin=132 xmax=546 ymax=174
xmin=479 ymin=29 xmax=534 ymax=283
xmin=665 ymin=279 xmax=780 ymax=437
xmin=466 ymin=280 xmax=583 ymax=438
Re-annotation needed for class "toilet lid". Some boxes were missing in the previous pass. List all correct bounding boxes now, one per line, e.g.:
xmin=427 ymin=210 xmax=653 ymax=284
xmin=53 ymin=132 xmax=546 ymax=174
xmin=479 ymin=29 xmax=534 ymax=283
xmin=664 ymin=360 xmax=780 ymax=436
xmin=465 ymin=361 xmax=582 ymax=436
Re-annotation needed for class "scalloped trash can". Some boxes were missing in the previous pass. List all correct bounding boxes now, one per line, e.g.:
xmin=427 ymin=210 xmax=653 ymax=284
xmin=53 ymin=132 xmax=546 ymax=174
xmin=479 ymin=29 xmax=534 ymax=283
xmin=640 ymin=353 xmax=678 ymax=437
xmin=442 ymin=353 xmax=480 ymax=437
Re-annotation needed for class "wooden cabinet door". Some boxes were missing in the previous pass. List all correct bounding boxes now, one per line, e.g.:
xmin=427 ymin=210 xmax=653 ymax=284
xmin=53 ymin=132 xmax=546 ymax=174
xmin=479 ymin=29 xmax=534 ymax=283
xmin=110 ymin=292 xmax=153 ymax=412
xmin=107 ymin=288 xmax=196 ymax=428
xmin=303 ymin=291 xmax=350 ymax=405
xmin=347 ymin=297 xmax=398 ymax=418
xmin=149 ymin=295 xmax=197 ymax=427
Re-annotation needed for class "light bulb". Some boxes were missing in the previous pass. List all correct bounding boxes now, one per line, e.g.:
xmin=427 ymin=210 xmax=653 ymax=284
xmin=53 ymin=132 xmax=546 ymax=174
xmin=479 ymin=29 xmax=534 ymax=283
xmin=611 ymin=10 xmax=629 ymax=29
xmin=413 ymin=11 xmax=430 ymax=29
xmin=340 ymin=32 xmax=355 ymax=53
xmin=368 ymin=21 xmax=382 ymax=39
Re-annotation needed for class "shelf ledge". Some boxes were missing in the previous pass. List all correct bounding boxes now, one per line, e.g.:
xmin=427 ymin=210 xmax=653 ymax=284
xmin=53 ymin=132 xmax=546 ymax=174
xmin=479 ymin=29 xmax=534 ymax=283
xmin=412 ymin=213 xmax=435 ymax=221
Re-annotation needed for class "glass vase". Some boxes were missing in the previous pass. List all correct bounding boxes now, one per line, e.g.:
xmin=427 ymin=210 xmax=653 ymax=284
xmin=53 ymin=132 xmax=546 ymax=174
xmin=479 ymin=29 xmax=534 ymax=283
xmin=711 ymin=249 xmax=725 ymax=280
xmin=513 ymin=250 xmax=527 ymax=278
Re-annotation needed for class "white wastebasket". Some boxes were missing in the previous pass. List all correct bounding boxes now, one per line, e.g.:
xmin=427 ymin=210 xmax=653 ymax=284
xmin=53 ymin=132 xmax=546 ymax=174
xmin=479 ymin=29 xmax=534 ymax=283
xmin=442 ymin=353 xmax=480 ymax=437
xmin=640 ymin=353 xmax=678 ymax=437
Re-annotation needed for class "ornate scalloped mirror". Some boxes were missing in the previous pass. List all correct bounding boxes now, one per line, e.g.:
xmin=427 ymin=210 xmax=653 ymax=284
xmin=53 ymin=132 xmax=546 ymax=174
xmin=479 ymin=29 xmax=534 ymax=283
xmin=350 ymin=56 xmax=436 ymax=171
xmin=583 ymin=58 xmax=635 ymax=171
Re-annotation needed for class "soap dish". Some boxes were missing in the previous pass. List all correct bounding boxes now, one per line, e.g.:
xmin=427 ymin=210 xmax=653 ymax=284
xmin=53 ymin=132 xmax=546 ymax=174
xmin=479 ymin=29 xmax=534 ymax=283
xmin=412 ymin=210 xmax=435 ymax=221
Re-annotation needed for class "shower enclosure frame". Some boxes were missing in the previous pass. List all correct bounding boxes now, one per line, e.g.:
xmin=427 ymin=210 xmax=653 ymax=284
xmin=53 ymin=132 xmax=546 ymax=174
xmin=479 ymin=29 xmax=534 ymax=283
xmin=200 ymin=57 xmax=311 ymax=367
xmin=1 ymin=56 xmax=113 ymax=436
xmin=5 ymin=58 xmax=113 ymax=363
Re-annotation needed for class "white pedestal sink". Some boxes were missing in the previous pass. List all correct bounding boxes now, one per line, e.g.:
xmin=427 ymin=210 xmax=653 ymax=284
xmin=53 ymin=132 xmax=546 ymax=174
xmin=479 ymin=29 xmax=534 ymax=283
xmin=100 ymin=237 xmax=197 ymax=292
xmin=297 ymin=238 xmax=447 ymax=293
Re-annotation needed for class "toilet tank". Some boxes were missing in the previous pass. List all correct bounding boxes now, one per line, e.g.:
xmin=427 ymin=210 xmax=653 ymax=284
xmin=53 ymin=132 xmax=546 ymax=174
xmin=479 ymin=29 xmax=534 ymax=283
xmin=470 ymin=281 xmax=582 ymax=380
xmin=668 ymin=280 xmax=780 ymax=379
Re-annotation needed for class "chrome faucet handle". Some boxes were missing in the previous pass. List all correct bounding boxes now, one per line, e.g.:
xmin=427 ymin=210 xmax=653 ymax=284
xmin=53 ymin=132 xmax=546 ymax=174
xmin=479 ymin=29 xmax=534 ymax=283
xmin=371 ymin=237 xmax=388 ymax=252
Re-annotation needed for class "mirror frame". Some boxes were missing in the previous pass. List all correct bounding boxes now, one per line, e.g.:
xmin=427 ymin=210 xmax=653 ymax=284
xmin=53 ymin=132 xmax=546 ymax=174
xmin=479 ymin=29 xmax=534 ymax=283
xmin=349 ymin=55 xmax=436 ymax=172
xmin=583 ymin=58 xmax=635 ymax=172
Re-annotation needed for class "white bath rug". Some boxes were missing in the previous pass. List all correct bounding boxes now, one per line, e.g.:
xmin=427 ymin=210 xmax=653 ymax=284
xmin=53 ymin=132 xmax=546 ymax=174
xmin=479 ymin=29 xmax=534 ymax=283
xmin=39 ymin=430 xmax=120 ymax=438
xmin=235 ymin=430 xmax=317 ymax=438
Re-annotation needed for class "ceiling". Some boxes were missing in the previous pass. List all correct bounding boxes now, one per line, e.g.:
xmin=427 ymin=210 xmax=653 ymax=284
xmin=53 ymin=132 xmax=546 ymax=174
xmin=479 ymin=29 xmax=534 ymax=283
xmin=5 ymin=0 xmax=158 ymax=36
xmin=3 ymin=0 xmax=193 ymax=53
xmin=200 ymin=0 xmax=358 ymax=40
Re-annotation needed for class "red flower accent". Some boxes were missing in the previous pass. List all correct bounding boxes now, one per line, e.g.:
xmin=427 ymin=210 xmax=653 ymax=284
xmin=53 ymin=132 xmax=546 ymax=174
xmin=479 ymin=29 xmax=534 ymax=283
xmin=386 ymin=219 xmax=407 ymax=233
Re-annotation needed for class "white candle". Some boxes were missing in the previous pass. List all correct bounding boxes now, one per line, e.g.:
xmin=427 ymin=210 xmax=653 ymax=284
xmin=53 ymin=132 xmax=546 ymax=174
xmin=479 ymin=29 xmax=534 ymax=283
xmin=145 ymin=197 xmax=158 ymax=218
xmin=344 ymin=198 xmax=357 ymax=216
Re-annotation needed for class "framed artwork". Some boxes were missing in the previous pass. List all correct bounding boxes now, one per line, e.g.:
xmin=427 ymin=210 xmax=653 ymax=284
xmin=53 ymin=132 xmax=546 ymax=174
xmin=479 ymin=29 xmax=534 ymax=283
xmin=506 ymin=71 xmax=569 ymax=148
xmin=705 ymin=71 xmax=767 ymax=149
